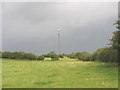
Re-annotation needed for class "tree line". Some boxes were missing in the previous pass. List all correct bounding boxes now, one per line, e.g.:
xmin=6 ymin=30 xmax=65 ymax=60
xmin=0 ymin=51 xmax=59 ymax=61
xmin=0 ymin=21 xmax=119 ymax=63
xmin=0 ymin=47 xmax=118 ymax=63
xmin=66 ymin=48 xmax=118 ymax=62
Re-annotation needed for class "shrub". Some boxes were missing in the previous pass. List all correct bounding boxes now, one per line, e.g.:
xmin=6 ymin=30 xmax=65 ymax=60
xmin=51 ymin=54 xmax=59 ymax=60
xmin=24 ymin=53 xmax=37 ymax=60
xmin=59 ymin=54 xmax=64 ymax=58
xmin=67 ymin=52 xmax=77 ymax=59
xmin=37 ymin=55 xmax=44 ymax=61
xmin=0 ymin=52 xmax=1 ymax=58
xmin=44 ymin=51 xmax=59 ymax=60
xmin=91 ymin=48 xmax=118 ymax=62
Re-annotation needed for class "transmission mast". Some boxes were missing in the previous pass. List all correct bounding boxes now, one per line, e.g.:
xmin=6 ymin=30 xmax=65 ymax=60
xmin=58 ymin=26 xmax=60 ymax=54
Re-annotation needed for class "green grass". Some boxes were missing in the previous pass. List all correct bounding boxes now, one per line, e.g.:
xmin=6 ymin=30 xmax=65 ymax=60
xmin=0 ymin=59 xmax=2 ymax=89
xmin=2 ymin=58 xmax=118 ymax=88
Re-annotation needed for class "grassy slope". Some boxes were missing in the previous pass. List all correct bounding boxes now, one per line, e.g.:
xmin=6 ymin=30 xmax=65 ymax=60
xmin=2 ymin=58 xmax=118 ymax=88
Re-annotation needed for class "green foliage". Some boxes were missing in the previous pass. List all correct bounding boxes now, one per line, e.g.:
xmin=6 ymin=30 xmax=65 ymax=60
xmin=114 ymin=20 xmax=120 ymax=29
xmin=109 ymin=31 xmax=120 ymax=50
xmin=67 ymin=52 xmax=77 ymax=59
xmin=37 ymin=55 xmax=44 ymax=61
xmin=92 ymin=48 xmax=118 ymax=62
xmin=1 ymin=51 xmax=60 ymax=61
xmin=66 ymin=47 xmax=117 ymax=62
xmin=2 ymin=51 xmax=38 ymax=60
xmin=44 ymin=51 xmax=59 ymax=60
xmin=43 ymin=51 xmax=55 ymax=57
xmin=0 ymin=51 xmax=2 ymax=58
xmin=24 ymin=53 xmax=37 ymax=60
xmin=77 ymin=52 xmax=91 ymax=61
xmin=58 ymin=54 xmax=64 ymax=58
xmin=109 ymin=21 xmax=120 ymax=51
xmin=51 ymin=55 xmax=59 ymax=60
xmin=67 ymin=52 xmax=91 ymax=61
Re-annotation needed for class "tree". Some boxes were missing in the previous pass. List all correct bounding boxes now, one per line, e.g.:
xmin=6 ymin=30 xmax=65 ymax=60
xmin=51 ymin=54 xmax=59 ymax=60
xmin=44 ymin=51 xmax=59 ymax=60
xmin=59 ymin=54 xmax=64 ymax=58
xmin=23 ymin=52 xmax=37 ymax=60
xmin=91 ymin=48 xmax=117 ymax=62
xmin=108 ymin=21 xmax=120 ymax=63
xmin=0 ymin=51 xmax=1 ymax=58
xmin=109 ymin=31 xmax=120 ymax=50
xmin=37 ymin=55 xmax=44 ymax=61
xmin=2 ymin=52 xmax=11 ymax=58
xmin=79 ymin=52 xmax=91 ymax=61
xmin=67 ymin=52 xmax=77 ymax=59
xmin=109 ymin=21 xmax=120 ymax=51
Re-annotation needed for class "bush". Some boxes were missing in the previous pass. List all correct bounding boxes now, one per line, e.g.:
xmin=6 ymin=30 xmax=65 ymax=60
xmin=67 ymin=52 xmax=77 ymax=59
xmin=2 ymin=51 xmax=37 ymax=60
xmin=2 ymin=52 xmax=11 ymax=58
xmin=59 ymin=54 xmax=64 ymax=58
xmin=0 ymin=52 xmax=1 ymax=58
xmin=44 ymin=51 xmax=59 ymax=60
xmin=37 ymin=55 xmax=44 ymax=61
xmin=91 ymin=48 xmax=118 ymax=62
xmin=51 ymin=54 xmax=59 ymax=60
xmin=67 ymin=52 xmax=92 ymax=61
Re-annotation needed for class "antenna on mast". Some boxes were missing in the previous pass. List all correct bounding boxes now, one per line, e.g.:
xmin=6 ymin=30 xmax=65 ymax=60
xmin=58 ymin=25 xmax=60 ymax=54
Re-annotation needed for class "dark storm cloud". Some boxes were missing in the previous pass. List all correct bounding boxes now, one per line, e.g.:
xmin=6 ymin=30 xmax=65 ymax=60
xmin=0 ymin=2 xmax=2 ymax=51
xmin=2 ymin=2 xmax=118 ymax=55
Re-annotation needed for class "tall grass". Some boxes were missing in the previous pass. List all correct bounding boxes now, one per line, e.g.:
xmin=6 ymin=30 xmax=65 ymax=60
xmin=2 ymin=58 xmax=118 ymax=88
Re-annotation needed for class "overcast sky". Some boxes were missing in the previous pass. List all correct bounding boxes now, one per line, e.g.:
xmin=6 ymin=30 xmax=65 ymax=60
xmin=2 ymin=2 xmax=118 ymax=55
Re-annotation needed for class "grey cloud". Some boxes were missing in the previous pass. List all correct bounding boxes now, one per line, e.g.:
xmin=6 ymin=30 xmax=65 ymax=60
xmin=2 ymin=2 xmax=118 ymax=55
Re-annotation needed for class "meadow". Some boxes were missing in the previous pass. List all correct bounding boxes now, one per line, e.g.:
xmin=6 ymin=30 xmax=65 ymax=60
xmin=2 ymin=58 xmax=118 ymax=88
xmin=0 ymin=59 xmax=2 ymax=89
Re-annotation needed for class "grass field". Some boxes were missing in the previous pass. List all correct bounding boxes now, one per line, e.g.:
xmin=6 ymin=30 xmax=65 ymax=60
xmin=2 ymin=58 xmax=118 ymax=88
xmin=0 ymin=59 xmax=2 ymax=89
